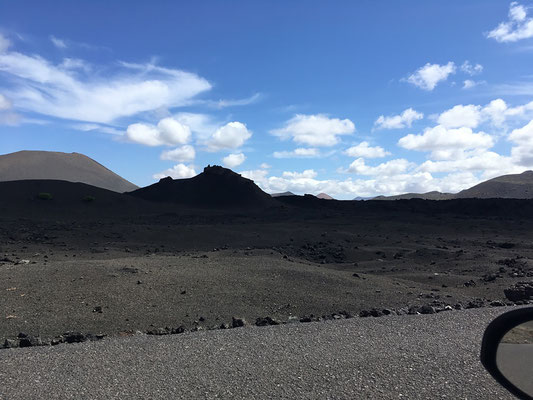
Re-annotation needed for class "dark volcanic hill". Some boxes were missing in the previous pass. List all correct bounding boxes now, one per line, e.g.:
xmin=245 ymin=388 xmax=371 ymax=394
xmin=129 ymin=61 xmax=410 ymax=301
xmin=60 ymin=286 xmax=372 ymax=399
xmin=130 ymin=165 xmax=278 ymax=208
xmin=373 ymin=191 xmax=455 ymax=201
xmin=271 ymin=191 xmax=296 ymax=197
xmin=316 ymin=193 xmax=334 ymax=200
xmin=456 ymin=170 xmax=533 ymax=199
xmin=0 ymin=150 xmax=138 ymax=193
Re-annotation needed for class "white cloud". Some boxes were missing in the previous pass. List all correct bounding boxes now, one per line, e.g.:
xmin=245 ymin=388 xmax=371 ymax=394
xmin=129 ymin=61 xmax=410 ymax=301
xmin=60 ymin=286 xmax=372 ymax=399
xmin=0 ymin=93 xmax=19 ymax=125
xmin=50 ymin=35 xmax=67 ymax=49
xmin=206 ymin=93 xmax=261 ymax=108
xmin=72 ymin=123 xmax=122 ymax=135
xmin=417 ymin=152 xmax=520 ymax=178
xmin=462 ymin=80 xmax=484 ymax=89
xmin=160 ymin=145 xmax=196 ymax=162
xmin=240 ymin=168 xmax=481 ymax=198
xmin=0 ymin=94 xmax=11 ymax=110
xmin=173 ymin=113 xmax=218 ymax=140
xmin=346 ymin=158 xmax=412 ymax=176
xmin=398 ymin=125 xmax=494 ymax=160
xmin=206 ymin=121 xmax=252 ymax=151
xmin=222 ymin=153 xmax=246 ymax=168
xmin=509 ymin=120 xmax=533 ymax=167
xmin=273 ymin=148 xmax=320 ymax=158
xmin=0 ymin=44 xmax=211 ymax=123
xmin=406 ymin=62 xmax=456 ymax=91
xmin=344 ymin=142 xmax=390 ymax=158
xmin=260 ymin=163 xmax=271 ymax=169
xmin=125 ymin=117 xmax=191 ymax=146
xmin=270 ymin=114 xmax=355 ymax=147
xmin=460 ymin=61 xmax=483 ymax=76
xmin=153 ymin=163 xmax=197 ymax=180
xmin=486 ymin=2 xmax=533 ymax=42
xmin=0 ymin=34 xmax=11 ymax=53
xmin=437 ymin=104 xmax=482 ymax=128
xmin=374 ymin=108 xmax=423 ymax=130
xmin=282 ymin=170 xmax=318 ymax=179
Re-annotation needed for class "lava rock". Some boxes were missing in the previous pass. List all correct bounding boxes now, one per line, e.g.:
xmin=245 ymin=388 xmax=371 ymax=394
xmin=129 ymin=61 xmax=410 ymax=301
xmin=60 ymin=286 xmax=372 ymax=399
xmin=19 ymin=335 xmax=42 ymax=347
xmin=171 ymin=326 xmax=185 ymax=334
xmin=255 ymin=317 xmax=280 ymax=326
xmin=231 ymin=317 xmax=246 ymax=328
xmin=504 ymin=282 xmax=533 ymax=302
xmin=3 ymin=339 xmax=18 ymax=349
xmin=419 ymin=305 xmax=436 ymax=314
xmin=63 ymin=332 xmax=87 ymax=343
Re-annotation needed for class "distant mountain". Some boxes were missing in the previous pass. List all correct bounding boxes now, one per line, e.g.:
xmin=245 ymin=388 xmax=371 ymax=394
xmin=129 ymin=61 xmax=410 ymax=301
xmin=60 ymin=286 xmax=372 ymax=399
xmin=456 ymin=170 xmax=533 ymax=199
xmin=353 ymin=196 xmax=375 ymax=201
xmin=370 ymin=171 xmax=533 ymax=200
xmin=373 ymin=191 xmax=455 ymax=201
xmin=271 ymin=191 xmax=296 ymax=197
xmin=0 ymin=150 xmax=138 ymax=193
xmin=316 ymin=192 xmax=334 ymax=200
xmin=129 ymin=165 xmax=277 ymax=208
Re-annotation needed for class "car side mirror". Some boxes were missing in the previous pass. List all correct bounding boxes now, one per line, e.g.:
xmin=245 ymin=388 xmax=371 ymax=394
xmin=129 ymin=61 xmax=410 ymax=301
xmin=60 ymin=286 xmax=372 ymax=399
xmin=481 ymin=307 xmax=533 ymax=400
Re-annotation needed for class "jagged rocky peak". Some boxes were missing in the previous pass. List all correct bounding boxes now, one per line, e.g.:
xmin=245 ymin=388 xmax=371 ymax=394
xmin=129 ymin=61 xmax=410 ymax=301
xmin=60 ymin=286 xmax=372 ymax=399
xmin=203 ymin=165 xmax=240 ymax=177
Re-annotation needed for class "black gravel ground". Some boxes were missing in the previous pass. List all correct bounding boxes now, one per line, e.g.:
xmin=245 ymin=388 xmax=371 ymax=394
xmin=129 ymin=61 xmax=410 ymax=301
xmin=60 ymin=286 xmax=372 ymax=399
xmin=0 ymin=307 xmax=521 ymax=399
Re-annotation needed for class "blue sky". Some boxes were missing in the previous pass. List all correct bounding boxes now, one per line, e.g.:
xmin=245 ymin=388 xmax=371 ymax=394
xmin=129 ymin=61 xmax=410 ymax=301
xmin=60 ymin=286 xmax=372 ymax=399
xmin=1 ymin=1 xmax=533 ymax=199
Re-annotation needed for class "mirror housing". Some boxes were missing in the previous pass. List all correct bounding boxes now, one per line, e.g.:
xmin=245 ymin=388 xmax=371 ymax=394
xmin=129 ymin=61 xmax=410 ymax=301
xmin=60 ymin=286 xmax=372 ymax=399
xmin=481 ymin=307 xmax=533 ymax=400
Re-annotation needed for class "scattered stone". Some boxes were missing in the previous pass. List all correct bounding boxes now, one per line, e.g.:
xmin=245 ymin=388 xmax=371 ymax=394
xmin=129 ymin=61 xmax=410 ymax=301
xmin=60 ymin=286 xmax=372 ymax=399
xmin=408 ymin=306 xmax=420 ymax=315
xmin=147 ymin=327 xmax=170 ymax=335
xmin=465 ymin=298 xmax=485 ymax=309
xmin=255 ymin=317 xmax=280 ymax=326
xmin=419 ymin=305 xmax=436 ymax=314
xmin=504 ymin=282 xmax=533 ymax=302
xmin=93 ymin=306 xmax=103 ymax=313
xmin=300 ymin=316 xmax=313 ymax=323
xmin=63 ymin=332 xmax=87 ymax=343
xmin=19 ymin=335 xmax=42 ymax=347
xmin=490 ymin=300 xmax=505 ymax=307
xmin=171 ymin=326 xmax=185 ymax=334
xmin=231 ymin=317 xmax=246 ymax=328
xmin=3 ymin=339 xmax=18 ymax=349
xmin=464 ymin=280 xmax=476 ymax=287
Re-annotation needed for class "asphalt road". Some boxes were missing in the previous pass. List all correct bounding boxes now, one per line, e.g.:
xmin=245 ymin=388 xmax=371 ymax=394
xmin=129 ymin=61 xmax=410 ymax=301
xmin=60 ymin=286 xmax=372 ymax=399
xmin=0 ymin=307 xmax=522 ymax=399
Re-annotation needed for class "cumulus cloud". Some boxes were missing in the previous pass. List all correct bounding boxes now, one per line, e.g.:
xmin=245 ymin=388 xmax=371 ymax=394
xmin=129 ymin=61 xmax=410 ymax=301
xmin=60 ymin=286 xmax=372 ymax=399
xmin=417 ymin=152 xmax=520 ymax=177
xmin=346 ymin=158 xmax=412 ymax=176
xmin=460 ymin=61 xmax=483 ymax=76
xmin=206 ymin=121 xmax=252 ymax=151
xmin=153 ymin=163 xmax=197 ymax=180
xmin=125 ymin=117 xmax=191 ymax=146
xmin=50 ymin=35 xmax=67 ymax=49
xmin=435 ymin=99 xmax=533 ymax=129
xmin=462 ymin=80 xmax=484 ymax=89
xmin=398 ymin=125 xmax=494 ymax=160
xmin=437 ymin=105 xmax=482 ymax=129
xmin=173 ymin=113 xmax=218 ymax=140
xmin=0 ymin=41 xmax=211 ymax=123
xmin=374 ymin=108 xmax=423 ymax=130
xmin=406 ymin=62 xmax=456 ymax=91
xmin=509 ymin=120 xmax=533 ymax=166
xmin=270 ymin=114 xmax=355 ymax=147
xmin=273 ymin=148 xmax=320 ymax=158
xmin=260 ymin=163 xmax=271 ymax=169
xmin=282 ymin=170 xmax=318 ymax=179
xmin=486 ymin=2 xmax=533 ymax=42
xmin=240 ymin=168 xmax=481 ymax=198
xmin=222 ymin=153 xmax=246 ymax=168
xmin=160 ymin=145 xmax=195 ymax=162
xmin=344 ymin=142 xmax=390 ymax=158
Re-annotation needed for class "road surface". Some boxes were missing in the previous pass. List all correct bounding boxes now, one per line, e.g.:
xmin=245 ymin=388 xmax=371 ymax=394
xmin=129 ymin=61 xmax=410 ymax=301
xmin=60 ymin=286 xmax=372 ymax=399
xmin=0 ymin=307 xmax=522 ymax=399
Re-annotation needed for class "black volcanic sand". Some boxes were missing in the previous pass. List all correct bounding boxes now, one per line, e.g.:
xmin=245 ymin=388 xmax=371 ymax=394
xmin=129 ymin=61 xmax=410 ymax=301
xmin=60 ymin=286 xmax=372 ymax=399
xmin=1 ymin=180 xmax=533 ymax=344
